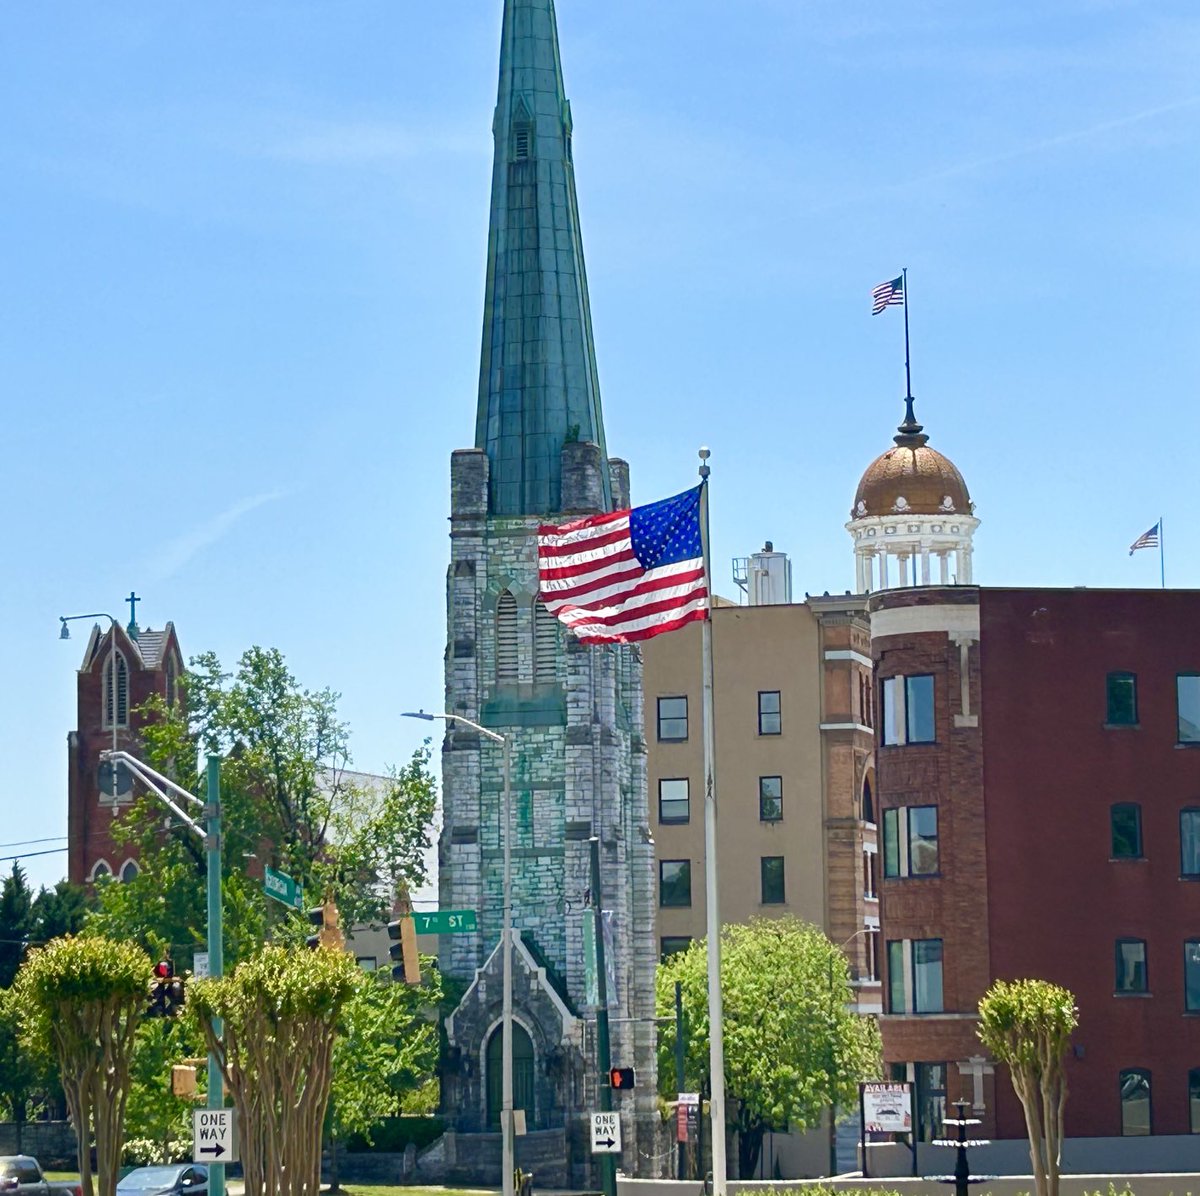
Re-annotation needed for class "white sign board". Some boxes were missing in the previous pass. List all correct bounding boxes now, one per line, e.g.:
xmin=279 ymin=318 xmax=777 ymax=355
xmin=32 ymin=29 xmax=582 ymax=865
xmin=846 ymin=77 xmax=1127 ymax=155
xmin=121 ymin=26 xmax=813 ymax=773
xmin=192 ymin=952 xmax=210 ymax=980
xmin=590 ymin=1111 xmax=622 ymax=1154
xmin=193 ymin=1108 xmax=237 ymax=1164
xmin=862 ymin=1082 xmax=912 ymax=1134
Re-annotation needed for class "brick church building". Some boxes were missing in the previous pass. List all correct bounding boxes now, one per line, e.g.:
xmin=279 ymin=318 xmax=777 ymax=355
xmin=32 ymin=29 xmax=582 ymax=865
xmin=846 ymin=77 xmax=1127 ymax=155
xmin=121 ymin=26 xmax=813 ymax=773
xmin=66 ymin=611 xmax=184 ymax=885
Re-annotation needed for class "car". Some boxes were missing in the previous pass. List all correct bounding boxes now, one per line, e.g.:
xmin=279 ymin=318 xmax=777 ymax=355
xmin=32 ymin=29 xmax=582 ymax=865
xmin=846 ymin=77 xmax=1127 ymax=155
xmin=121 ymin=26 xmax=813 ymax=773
xmin=0 ymin=1156 xmax=81 ymax=1196
xmin=114 ymin=1167 xmax=207 ymax=1196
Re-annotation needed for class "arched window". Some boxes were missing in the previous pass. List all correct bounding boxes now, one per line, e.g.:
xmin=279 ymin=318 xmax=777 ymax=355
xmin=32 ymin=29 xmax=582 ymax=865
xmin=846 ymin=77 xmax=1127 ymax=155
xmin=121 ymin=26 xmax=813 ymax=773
xmin=103 ymin=651 xmax=129 ymax=727
xmin=862 ymin=776 xmax=875 ymax=824
xmin=496 ymin=592 xmax=518 ymax=683
xmin=487 ymin=1022 xmax=535 ymax=1128
xmin=534 ymin=600 xmax=558 ymax=682
xmin=120 ymin=860 xmax=139 ymax=883
xmin=1120 ymin=1068 xmax=1151 ymax=1135
xmin=90 ymin=859 xmax=111 ymax=883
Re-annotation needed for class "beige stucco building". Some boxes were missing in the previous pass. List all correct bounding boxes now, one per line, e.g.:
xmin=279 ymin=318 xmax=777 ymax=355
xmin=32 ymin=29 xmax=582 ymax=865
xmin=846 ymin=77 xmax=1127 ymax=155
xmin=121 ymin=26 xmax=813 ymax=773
xmin=641 ymin=562 xmax=881 ymax=1018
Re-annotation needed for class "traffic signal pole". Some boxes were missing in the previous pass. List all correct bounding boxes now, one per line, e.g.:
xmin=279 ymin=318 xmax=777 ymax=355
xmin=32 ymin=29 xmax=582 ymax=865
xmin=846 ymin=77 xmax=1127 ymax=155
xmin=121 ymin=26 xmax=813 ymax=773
xmin=589 ymin=837 xmax=616 ymax=1196
xmin=205 ymin=754 xmax=225 ymax=1196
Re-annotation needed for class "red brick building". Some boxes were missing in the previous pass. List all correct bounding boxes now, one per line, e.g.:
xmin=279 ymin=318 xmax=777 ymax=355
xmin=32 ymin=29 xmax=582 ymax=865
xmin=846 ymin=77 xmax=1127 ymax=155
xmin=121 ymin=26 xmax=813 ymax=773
xmin=67 ymin=619 xmax=184 ymax=884
xmin=873 ymin=584 xmax=1200 ymax=1145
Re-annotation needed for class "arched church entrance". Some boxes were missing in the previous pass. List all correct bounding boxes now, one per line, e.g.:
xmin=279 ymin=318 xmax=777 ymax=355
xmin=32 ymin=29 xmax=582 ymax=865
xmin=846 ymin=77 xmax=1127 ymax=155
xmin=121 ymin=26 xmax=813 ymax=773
xmin=486 ymin=1021 xmax=535 ymax=1128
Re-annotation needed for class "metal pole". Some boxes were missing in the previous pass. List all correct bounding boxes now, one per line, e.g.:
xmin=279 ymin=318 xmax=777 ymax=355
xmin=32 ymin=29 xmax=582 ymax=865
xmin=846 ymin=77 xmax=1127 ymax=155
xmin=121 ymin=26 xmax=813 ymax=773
xmin=589 ymin=837 xmax=616 ymax=1196
xmin=205 ymin=754 xmax=225 ymax=1196
xmin=501 ymin=735 xmax=514 ymax=1196
xmin=697 ymin=448 xmax=726 ymax=1196
xmin=675 ymin=980 xmax=686 ymax=1180
xmin=1159 ymin=517 xmax=1166 ymax=589
xmin=902 ymin=267 xmax=912 ymax=401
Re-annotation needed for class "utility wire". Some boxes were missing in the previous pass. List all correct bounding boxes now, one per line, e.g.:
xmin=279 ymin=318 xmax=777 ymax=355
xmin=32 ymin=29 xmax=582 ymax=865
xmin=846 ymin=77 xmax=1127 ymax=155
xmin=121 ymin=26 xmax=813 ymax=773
xmin=0 ymin=848 xmax=69 ymax=862
xmin=0 ymin=835 xmax=68 ymax=850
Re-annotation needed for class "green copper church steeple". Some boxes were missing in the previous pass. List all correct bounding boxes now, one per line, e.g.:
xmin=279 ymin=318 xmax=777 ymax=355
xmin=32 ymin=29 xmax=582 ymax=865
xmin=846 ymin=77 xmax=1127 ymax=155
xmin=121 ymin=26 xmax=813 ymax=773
xmin=475 ymin=0 xmax=611 ymax=517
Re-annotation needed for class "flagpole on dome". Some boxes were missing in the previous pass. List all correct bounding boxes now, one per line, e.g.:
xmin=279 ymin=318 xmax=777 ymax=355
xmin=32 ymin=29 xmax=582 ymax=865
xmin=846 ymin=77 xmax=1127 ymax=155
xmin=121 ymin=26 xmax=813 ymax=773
xmin=902 ymin=266 xmax=913 ymax=404
xmin=697 ymin=446 xmax=727 ymax=1196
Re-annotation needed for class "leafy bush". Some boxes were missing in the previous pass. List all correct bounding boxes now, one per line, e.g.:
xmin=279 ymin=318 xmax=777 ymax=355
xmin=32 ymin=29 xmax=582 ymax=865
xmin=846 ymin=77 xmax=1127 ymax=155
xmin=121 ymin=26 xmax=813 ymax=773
xmin=122 ymin=1139 xmax=191 ymax=1166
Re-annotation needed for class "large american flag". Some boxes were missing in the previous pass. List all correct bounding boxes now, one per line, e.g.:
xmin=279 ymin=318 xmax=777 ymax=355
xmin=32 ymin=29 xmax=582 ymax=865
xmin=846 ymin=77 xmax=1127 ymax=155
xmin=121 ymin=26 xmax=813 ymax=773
xmin=872 ymin=274 xmax=905 ymax=315
xmin=538 ymin=485 xmax=709 ymax=644
xmin=1129 ymin=522 xmax=1160 ymax=555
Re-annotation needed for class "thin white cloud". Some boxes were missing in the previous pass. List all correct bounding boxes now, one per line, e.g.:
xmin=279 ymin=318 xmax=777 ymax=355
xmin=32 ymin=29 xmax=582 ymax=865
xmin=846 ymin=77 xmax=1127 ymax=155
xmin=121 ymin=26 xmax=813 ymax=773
xmin=145 ymin=491 xmax=285 ymax=582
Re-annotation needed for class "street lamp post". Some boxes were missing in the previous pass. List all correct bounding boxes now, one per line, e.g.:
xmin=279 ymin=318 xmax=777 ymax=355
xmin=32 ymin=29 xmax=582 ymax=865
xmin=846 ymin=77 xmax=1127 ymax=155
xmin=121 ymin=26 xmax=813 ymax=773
xmin=59 ymin=613 xmax=122 ymax=802
xmin=404 ymin=710 xmax=514 ymax=1196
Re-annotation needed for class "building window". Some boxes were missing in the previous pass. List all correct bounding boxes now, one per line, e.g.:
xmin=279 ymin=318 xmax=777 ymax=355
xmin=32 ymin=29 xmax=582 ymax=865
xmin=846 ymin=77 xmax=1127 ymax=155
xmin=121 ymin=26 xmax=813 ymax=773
xmin=660 ymin=936 xmax=691 ymax=961
xmin=657 ymin=696 xmax=688 ymax=742
xmin=659 ymin=860 xmax=691 ymax=908
xmin=1106 ymin=672 xmax=1138 ymax=725
xmin=1182 ymin=809 xmax=1200 ymax=877
xmin=658 ymin=779 xmax=690 ymax=825
xmin=1186 ymin=942 xmax=1200 ymax=1013
xmin=760 ymin=856 xmax=785 ymax=904
xmin=1120 ymin=1068 xmax=1152 ymax=1135
xmin=865 ymin=928 xmax=879 ymax=981
xmin=881 ymin=675 xmax=935 ymax=746
xmin=90 ymin=859 xmax=111 ymax=882
xmin=103 ymin=651 xmax=129 ymax=728
xmin=1179 ymin=675 xmax=1200 ymax=743
xmin=915 ymin=1062 xmax=948 ymax=1143
xmin=862 ymin=776 xmax=875 ymax=823
xmin=886 ymin=938 xmax=943 ymax=1014
xmin=496 ymin=591 xmax=518 ymax=683
xmin=1115 ymin=938 xmax=1148 ymax=994
xmin=863 ymin=850 xmax=877 ymax=900
xmin=882 ymin=806 xmax=938 ymax=877
xmin=120 ymin=860 xmax=139 ymax=883
xmin=487 ymin=1022 xmax=534 ymax=1127
xmin=1190 ymin=1068 xmax=1200 ymax=1133
xmin=1111 ymin=804 xmax=1143 ymax=859
xmin=758 ymin=691 xmax=781 ymax=735
xmin=533 ymin=600 xmax=558 ymax=682
xmin=513 ymin=123 xmax=531 ymax=161
xmin=913 ymin=939 xmax=943 ymax=1012
xmin=759 ymin=776 xmax=783 ymax=822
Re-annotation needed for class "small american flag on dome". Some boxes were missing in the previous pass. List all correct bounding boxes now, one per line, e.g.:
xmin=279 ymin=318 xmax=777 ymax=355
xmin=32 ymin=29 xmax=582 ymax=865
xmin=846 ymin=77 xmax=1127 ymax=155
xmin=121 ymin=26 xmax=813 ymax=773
xmin=1129 ymin=522 xmax=1161 ymax=555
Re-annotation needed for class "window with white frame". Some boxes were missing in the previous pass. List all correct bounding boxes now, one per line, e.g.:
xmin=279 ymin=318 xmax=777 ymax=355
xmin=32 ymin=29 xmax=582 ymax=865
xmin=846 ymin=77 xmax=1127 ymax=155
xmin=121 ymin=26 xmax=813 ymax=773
xmin=886 ymin=937 xmax=944 ymax=1013
xmin=882 ymin=806 xmax=939 ymax=877
xmin=881 ymin=674 xmax=935 ymax=745
xmin=658 ymin=778 xmax=689 ymax=824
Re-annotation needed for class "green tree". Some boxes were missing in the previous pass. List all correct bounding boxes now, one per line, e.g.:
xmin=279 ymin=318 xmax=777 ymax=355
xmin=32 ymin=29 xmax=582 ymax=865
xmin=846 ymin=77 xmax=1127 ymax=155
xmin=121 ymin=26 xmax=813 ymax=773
xmin=658 ymin=917 xmax=881 ymax=1178
xmin=124 ymin=1014 xmax=206 ymax=1164
xmin=13 ymin=935 xmax=150 ymax=1196
xmin=0 ymin=863 xmax=35 ymax=987
xmin=32 ymin=880 xmax=91 ymax=943
xmin=325 ymin=959 xmax=443 ymax=1190
xmin=191 ymin=945 xmax=361 ymax=1196
xmin=0 ymin=986 xmax=48 ymax=1139
xmin=978 ymin=979 xmax=1078 ymax=1196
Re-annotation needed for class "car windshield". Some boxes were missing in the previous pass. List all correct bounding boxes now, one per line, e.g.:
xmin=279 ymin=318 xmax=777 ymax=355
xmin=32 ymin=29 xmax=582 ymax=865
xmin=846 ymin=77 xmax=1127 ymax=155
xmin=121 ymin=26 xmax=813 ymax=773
xmin=119 ymin=1170 xmax=180 ymax=1187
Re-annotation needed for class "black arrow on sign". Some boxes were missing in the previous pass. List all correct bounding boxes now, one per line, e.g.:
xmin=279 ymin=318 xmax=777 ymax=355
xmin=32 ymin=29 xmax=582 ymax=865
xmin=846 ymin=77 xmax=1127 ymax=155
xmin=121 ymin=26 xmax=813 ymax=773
xmin=198 ymin=1143 xmax=226 ymax=1158
xmin=596 ymin=1138 xmax=615 ymax=1148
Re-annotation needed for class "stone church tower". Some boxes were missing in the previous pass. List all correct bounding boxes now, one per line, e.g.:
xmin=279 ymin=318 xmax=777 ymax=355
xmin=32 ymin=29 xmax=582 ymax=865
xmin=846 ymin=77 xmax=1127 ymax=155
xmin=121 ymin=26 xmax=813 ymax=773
xmin=437 ymin=0 xmax=659 ymax=1185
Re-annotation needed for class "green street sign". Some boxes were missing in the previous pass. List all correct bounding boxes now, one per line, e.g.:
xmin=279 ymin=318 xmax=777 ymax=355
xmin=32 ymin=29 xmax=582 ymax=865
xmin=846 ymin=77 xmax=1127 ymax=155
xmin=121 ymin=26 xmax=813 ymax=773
xmin=263 ymin=866 xmax=304 ymax=911
xmin=412 ymin=909 xmax=478 ymax=935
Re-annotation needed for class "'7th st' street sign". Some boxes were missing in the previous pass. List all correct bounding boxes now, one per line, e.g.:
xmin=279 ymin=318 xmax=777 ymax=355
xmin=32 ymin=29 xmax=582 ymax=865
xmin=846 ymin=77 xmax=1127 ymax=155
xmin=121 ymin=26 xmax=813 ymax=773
xmin=412 ymin=910 xmax=478 ymax=935
xmin=263 ymin=866 xmax=303 ymax=911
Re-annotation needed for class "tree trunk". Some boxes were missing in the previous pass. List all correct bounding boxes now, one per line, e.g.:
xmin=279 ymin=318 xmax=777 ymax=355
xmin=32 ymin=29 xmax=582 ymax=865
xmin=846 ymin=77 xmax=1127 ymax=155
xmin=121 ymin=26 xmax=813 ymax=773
xmin=327 ymin=1135 xmax=340 ymax=1194
xmin=737 ymin=1122 xmax=763 ymax=1180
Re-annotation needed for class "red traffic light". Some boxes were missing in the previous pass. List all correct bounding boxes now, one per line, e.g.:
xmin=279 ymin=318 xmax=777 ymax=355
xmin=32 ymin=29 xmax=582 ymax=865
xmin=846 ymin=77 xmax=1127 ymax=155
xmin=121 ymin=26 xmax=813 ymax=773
xmin=154 ymin=960 xmax=174 ymax=980
xmin=609 ymin=1066 xmax=635 ymax=1090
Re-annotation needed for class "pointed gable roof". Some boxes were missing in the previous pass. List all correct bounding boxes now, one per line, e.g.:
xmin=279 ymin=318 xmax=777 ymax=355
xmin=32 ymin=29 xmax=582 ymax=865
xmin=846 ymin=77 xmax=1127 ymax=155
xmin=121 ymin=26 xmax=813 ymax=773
xmin=475 ymin=0 xmax=611 ymax=517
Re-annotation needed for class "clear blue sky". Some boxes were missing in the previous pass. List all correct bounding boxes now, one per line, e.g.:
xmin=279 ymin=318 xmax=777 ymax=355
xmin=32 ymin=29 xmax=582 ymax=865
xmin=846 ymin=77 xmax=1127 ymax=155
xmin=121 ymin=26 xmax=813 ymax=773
xmin=5 ymin=2 xmax=1197 ymax=891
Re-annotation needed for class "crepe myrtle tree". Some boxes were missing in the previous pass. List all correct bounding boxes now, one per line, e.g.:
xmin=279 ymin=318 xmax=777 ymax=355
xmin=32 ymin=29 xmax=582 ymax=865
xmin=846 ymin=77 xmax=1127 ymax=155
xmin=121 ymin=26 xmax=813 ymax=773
xmin=13 ymin=936 xmax=151 ymax=1196
xmin=977 ymin=979 xmax=1078 ymax=1196
xmin=191 ymin=945 xmax=361 ymax=1196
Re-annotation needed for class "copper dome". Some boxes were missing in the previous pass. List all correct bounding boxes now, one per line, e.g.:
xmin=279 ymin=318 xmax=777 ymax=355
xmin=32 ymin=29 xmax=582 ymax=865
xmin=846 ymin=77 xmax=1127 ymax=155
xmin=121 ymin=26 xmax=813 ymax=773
xmin=851 ymin=402 xmax=971 ymax=518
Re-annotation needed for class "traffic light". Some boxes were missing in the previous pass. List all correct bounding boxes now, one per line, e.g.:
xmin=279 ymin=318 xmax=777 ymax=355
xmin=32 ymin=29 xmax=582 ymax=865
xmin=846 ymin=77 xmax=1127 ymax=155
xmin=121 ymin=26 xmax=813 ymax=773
xmin=306 ymin=897 xmax=345 ymax=951
xmin=148 ymin=960 xmax=184 ymax=1018
xmin=609 ymin=1066 xmax=635 ymax=1090
xmin=387 ymin=915 xmax=420 ymax=985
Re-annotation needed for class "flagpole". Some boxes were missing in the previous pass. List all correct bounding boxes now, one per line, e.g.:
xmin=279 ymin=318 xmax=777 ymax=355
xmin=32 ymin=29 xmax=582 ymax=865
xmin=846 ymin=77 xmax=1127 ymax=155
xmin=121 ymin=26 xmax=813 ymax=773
xmin=697 ymin=446 xmax=727 ymax=1196
xmin=1160 ymin=517 xmax=1166 ymax=589
xmin=902 ymin=266 xmax=912 ymax=401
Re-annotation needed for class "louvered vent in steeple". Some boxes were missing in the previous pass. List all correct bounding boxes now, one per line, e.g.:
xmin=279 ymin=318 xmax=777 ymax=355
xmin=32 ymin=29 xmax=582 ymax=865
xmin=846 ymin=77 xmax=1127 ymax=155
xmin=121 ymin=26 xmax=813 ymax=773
xmin=496 ymin=591 xmax=519 ymax=683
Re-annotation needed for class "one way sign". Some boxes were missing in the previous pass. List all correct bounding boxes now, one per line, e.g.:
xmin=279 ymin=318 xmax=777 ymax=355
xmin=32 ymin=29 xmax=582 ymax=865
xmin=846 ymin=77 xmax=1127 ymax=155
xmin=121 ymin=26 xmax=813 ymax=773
xmin=193 ymin=1108 xmax=238 ymax=1164
xmin=590 ymin=1111 xmax=621 ymax=1154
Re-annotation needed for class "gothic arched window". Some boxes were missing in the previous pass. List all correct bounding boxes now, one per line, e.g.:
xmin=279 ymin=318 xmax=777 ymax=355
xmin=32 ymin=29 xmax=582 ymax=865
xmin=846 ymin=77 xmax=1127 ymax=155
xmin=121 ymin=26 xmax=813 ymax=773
xmin=862 ymin=776 xmax=875 ymax=824
xmin=534 ymin=600 xmax=558 ymax=682
xmin=104 ymin=651 xmax=129 ymax=728
xmin=120 ymin=860 xmax=139 ymax=883
xmin=496 ymin=591 xmax=519 ymax=683
xmin=91 ymin=859 xmax=111 ymax=883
